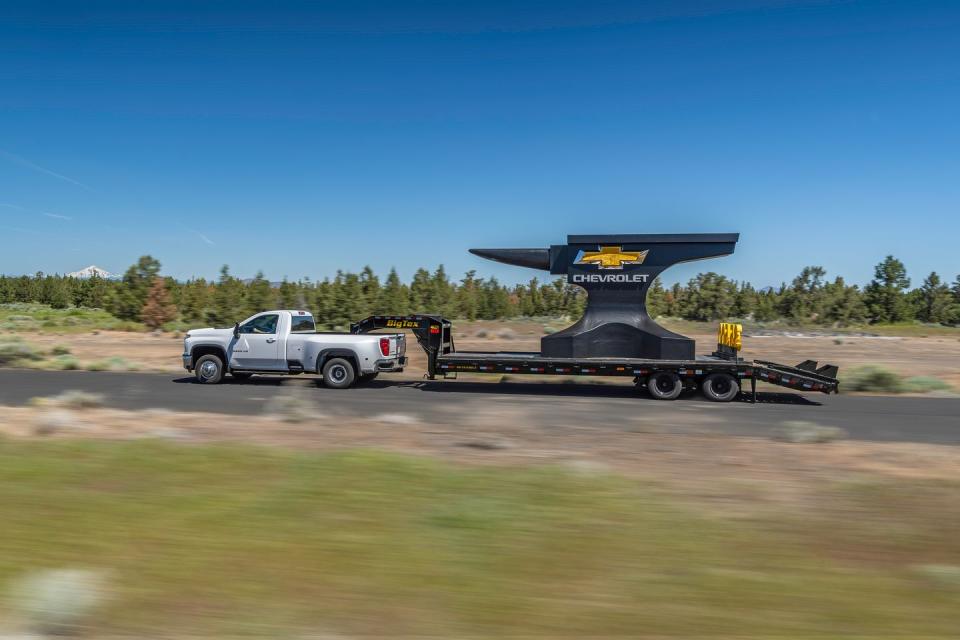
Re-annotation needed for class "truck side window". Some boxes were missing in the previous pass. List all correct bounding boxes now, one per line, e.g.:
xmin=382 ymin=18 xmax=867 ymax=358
xmin=240 ymin=314 xmax=279 ymax=335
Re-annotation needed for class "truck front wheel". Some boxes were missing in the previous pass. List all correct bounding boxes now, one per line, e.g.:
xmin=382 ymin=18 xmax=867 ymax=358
xmin=322 ymin=358 xmax=356 ymax=389
xmin=195 ymin=354 xmax=224 ymax=384
xmin=701 ymin=373 xmax=740 ymax=402
xmin=647 ymin=371 xmax=682 ymax=400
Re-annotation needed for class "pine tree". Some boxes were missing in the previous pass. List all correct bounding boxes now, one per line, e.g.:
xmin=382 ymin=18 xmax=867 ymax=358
xmin=141 ymin=277 xmax=178 ymax=329
xmin=864 ymin=256 xmax=911 ymax=323
xmin=916 ymin=272 xmax=952 ymax=324
xmin=180 ymin=279 xmax=211 ymax=324
xmin=681 ymin=272 xmax=737 ymax=321
xmin=44 ymin=277 xmax=71 ymax=309
xmin=646 ymin=277 xmax=667 ymax=317
xmin=822 ymin=277 xmax=867 ymax=325
xmin=306 ymin=279 xmax=330 ymax=328
xmin=209 ymin=265 xmax=246 ymax=326
xmin=246 ymin=271 xmax=276 ymax=315
xmin=732 ymin=282 xmax=758 ymax=319
xmin=379 ymin=268 xmax=410 ymax=315
xmin=331 ymin=271 xmax=365 ymax=329
xmin=779 ymin=266 xmax=827 ymax=322
xmin=110 ymin=255 xmax=162 ymax=321
xmin=409 ymin=268 xmax=432 ymax=312
xmin=277 ymin=278 xmax=303 ymax=309
xmin=456 ymin=270 xmax=480 ymax=320
xmin=359 ymin=266 xmax=381 ymax=313
xmin=430 ymin=265 xmax=454 ymax=316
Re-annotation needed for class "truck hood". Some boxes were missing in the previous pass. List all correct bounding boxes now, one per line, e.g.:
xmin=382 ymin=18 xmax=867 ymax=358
xmin=186 ymin=327 xmax=233 ymax=339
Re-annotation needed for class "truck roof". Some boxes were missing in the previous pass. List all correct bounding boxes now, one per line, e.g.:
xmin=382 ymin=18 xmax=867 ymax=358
xmin=268 ymin=309 xmax=313 ymax=316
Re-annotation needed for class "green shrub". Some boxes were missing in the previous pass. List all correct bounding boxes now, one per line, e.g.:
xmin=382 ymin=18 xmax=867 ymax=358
xmin=0 ymin=341 xmax=44 ymax=366
xmin=51 ymin=355 xmax=81 ymax=370
xmin=903 ymin=376 xmax=954 ymax=393
xmin=844 ymin=366 xmax=907 ymax=393
xmin=86 ymin=356 xmax=136 ymax=372
xmin=51 ymin=344 xmax=72 ymax=356
xmin=85 ymin=360 xmax=108 ymax=372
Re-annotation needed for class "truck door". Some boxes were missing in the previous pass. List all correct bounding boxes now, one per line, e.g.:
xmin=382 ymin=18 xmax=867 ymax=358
xmin=231 ymin=313 xmax=282 ymax=369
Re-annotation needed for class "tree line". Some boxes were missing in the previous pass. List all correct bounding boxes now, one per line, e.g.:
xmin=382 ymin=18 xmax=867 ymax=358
xmin=1 ymin=255 xmax=959 ymax=329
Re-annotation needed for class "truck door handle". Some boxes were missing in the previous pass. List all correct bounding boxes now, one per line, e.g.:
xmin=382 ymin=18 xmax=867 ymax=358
xmin=266 ymin=338 xmax=277 ymax=343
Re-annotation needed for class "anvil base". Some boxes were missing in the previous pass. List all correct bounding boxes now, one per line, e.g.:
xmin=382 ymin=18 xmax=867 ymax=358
xmin=541 ymin=320 xmax=695 ymax=360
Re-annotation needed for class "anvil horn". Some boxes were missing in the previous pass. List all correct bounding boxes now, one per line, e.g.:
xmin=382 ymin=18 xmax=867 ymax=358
xmin=469 ymin=248 xmax=550 ymax=271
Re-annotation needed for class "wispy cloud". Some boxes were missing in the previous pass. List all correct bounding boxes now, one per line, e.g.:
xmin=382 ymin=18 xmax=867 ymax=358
xmin=43 ymin=212 xmax=73 ymax=221
xmin=175 ymin=222 xmax=216 ymax=246
xmin=0 ymin=203 xmax=26 ymax=210
xmin=0 ymin=149 xmax=94 ymax=192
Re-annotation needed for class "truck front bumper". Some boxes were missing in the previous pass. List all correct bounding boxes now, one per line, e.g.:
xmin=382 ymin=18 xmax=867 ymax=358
xmin=182 ymin=353 xmax=193 ymax=371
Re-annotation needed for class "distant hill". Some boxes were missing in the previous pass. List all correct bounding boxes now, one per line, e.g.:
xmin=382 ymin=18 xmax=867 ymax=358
xmin=67 ymin=265 xmax=119 ymax=280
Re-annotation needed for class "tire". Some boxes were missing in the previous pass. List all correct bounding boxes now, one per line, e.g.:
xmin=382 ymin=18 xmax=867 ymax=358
xmin=195 ymin=354 xmax=224 ymax=384
xmin=647 ymin=371 xmax=682 ymax=400
xmin=359 ymin=372 xmax=379 ymax=383
xmin=322 ymin=358 xmax=356 ymax=389
xmin=701 ymin=372 xmax=740 ymax=402
xmin=231 ymin=371 xmax=253 ymax=381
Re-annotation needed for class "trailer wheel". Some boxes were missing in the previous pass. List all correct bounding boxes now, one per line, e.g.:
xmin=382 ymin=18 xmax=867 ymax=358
xmin=322 ymin=358 xmax=356 ymax=389
xmin=702 ymin=373 xmax=740 ymax=402
xmin=647 ymin=372 xmax=682 ymax=400
xmin=195 ymin=354 xmax=224 ymax=384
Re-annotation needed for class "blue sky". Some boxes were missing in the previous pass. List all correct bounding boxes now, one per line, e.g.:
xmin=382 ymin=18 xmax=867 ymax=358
xmin=1 ymin=0 xmax=958 ymax=287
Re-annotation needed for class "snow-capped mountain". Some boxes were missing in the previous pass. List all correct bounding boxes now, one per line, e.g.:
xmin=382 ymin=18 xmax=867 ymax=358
xmin=67 ymin=265 xmax=118 ymax=280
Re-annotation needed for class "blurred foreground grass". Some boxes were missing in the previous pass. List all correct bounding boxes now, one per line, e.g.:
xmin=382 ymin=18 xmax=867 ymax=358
xmin=0 ymin=440 xmax=958 ymax=637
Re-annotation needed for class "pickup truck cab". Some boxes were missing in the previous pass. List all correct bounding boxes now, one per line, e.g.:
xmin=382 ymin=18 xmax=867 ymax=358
xmin=182 ymin=310 xmax=406 ymax=388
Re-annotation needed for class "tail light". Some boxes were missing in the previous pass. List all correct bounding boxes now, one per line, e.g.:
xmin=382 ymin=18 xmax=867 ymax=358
xmin=379 ymin=337 xmax=390 ymax=356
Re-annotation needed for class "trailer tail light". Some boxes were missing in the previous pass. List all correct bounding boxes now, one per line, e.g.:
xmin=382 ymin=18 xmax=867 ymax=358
xmin=379 ymin=337 xmax=390 ymax=356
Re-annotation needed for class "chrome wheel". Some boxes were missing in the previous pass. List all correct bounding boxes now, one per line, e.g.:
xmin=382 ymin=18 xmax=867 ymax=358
xmin=199 ymin=360 xmax=219 ymax=380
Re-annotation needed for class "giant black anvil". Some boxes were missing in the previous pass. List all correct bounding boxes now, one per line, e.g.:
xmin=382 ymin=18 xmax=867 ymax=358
xmin=471 ymin=233 xmax=739 ymax=360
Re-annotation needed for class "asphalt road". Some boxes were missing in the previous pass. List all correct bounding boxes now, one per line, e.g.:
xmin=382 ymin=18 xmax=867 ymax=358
xmin=1 ymin=369 xmax=958 ymax=445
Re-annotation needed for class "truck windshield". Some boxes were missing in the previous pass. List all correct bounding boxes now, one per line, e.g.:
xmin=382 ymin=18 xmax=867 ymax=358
xmin=240 ymin=314 xmax=279 ymax=335
xmin=290 ymin=315 xmax=316 ymax=333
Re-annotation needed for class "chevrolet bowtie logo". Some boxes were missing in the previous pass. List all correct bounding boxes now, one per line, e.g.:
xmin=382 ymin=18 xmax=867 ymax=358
xmin=574 ymin=246 xmax=648 ymax=269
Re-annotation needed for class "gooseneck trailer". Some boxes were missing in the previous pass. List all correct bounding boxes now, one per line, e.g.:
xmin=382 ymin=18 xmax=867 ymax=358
xmin=351 ymin=232 xmax=839 ymax=402
xmin=351 ymin=315 xmax=839 ymax=402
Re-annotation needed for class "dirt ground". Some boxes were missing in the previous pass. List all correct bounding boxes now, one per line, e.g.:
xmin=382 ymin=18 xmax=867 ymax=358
xmin=17 ymin=319 xmax=960 ymax=389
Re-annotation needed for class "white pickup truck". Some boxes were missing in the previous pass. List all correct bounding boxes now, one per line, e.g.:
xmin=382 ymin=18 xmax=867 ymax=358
xmin=182 ymin=310 xmax=406 ymax=388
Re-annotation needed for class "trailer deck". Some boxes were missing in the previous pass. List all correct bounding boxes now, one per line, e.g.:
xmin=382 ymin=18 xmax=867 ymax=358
xmin=352 ymin=315 xmax=840 ymax=401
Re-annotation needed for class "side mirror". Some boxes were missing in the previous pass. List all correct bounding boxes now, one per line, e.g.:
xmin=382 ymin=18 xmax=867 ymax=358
xmin=233 ymin=323 xmax=240 ymax=339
